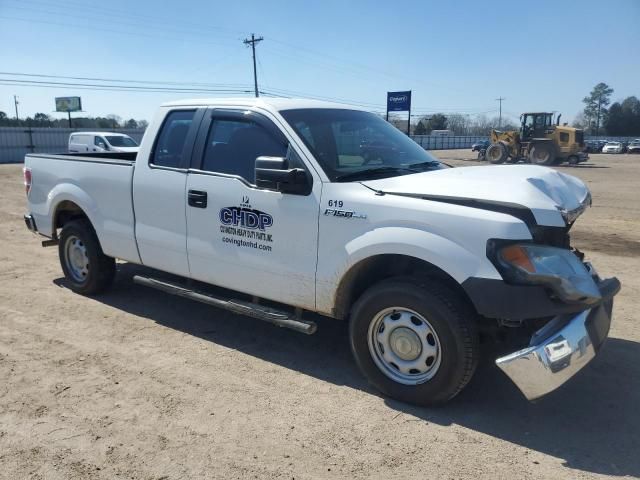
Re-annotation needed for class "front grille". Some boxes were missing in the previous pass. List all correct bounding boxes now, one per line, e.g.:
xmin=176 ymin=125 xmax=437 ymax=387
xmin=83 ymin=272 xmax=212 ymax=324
xmin=575 ymin=130 xmax=584 ymax=146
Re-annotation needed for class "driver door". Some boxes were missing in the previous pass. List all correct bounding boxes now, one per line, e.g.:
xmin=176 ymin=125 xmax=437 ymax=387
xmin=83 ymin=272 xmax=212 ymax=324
xmin=93 ymin=135 xmax=108 ymax=152
xmin=185 ymin=109 xmax=322 ymax=309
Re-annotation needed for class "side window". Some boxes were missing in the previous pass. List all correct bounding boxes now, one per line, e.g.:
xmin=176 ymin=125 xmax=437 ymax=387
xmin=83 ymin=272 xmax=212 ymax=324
xmin=559 ymin=132 xmax=569 ymax=143
xmin=201 ymin=118 xmax=287 ymax=184
xmin=151 ymin=110 xmax=195 ymax=168
xmin=94 ymin=136 xmax=106 ymax=147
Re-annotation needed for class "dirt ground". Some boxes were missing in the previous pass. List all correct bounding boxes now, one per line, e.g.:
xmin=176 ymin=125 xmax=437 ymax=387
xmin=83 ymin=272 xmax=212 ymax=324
xmin=1 ymin=151 xmax=639 ymax=480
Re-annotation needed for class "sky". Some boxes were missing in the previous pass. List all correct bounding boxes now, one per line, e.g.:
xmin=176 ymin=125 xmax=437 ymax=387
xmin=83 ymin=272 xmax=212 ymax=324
xmin=1 ymin=0 xmax=639 ymax=124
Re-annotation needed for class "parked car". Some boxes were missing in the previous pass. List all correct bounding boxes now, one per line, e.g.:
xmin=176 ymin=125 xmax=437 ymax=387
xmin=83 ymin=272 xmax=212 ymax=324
xmin=627 ymin=140 xmax=640 ymax=154
xmin=584 ymin=140 xmax=601 ymax=153
xmin=68 ymin=132 xmax=139 ymax=154
xmin=23 ymin=98 xmax=620 ymax=406
xmin=602 ymin=141 xmax=624 ymax=154
xmin=471 ymin=140 xmax=490 ymax=152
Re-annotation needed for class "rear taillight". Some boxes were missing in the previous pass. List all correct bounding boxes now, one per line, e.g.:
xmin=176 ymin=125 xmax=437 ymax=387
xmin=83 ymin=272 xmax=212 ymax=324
xmin=23 ymin=167 xmax=32 ymax=196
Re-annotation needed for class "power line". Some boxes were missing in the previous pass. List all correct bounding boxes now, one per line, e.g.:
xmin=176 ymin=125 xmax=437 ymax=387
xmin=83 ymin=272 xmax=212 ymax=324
xmin=243 ymin=34 xmax=264 ymax=98
xmin=0 ymin=71 xmax=252 ymax=89
xmin=4 ymin=0 xmax=477 ymax=97
xmin=0 ymin=15 xmax=240 ymax=50
xmin=4 ymin=0 xmax=244 ymax=39
xmin=0 ymin=79 xmax=252 ymax=95
xmin=3 ymin=68 xmax=500 ymax=118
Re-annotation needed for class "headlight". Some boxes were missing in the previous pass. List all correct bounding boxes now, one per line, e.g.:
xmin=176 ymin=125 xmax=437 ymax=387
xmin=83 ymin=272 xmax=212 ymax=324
xmin=490 ymin=242 xmax=601 ymax=304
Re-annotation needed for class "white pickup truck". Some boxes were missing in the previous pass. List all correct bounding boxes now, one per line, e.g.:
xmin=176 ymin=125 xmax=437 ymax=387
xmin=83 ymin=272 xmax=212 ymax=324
xmin=23 ymin=98 xmax=620 ymax=405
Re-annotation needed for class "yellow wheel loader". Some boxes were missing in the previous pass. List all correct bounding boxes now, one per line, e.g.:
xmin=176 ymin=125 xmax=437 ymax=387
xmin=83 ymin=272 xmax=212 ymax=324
xmin=486 ymin=112 xmax=587 ymax=166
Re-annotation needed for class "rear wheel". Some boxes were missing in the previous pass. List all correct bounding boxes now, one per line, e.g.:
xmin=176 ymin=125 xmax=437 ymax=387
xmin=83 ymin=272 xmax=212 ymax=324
xmin=568 ymin=155 xmax=579 ymax=165
xmin=529 ymin=142 xmax=557 ymax=166
xmin=58 ymin=219 xmax=115 ymax=295
xmin=486 ymin=143 xmax=508 ymax=164
xmin=349 ymin=278 xmax=479 ymax=406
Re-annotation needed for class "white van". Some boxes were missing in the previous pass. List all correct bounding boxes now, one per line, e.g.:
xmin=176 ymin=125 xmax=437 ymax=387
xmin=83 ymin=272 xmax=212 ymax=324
xmin=68 ymin=132 xmax=139 ymax=153
xmin=430 ymin=129 xmax=452 ymax=136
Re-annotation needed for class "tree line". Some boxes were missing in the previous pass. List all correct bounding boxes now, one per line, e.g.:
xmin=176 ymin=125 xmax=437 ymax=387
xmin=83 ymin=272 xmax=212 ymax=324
xmin=573 ymin=83 xmax=639 ymax=136
xmin=0 ymin=112 xmax=148 ymax=129
xmin=388 ymin=113 xmax=517 ymax=136
xmin=394 ymin=82 xmax=639 ymax=137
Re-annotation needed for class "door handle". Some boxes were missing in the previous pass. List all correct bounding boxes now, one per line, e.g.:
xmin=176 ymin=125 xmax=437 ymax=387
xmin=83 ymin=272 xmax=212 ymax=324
xmin=188 ymin=190 xmax=208 ymax=208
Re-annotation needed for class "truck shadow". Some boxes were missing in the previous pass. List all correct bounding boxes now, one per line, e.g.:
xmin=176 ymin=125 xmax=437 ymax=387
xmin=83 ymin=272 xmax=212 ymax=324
xmin=55 ymin=263 xmax=640 ymax=477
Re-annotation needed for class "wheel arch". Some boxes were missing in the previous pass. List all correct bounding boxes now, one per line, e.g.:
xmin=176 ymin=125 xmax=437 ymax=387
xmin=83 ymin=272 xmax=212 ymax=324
xmin=332 ymin=253 xmax=475 ymax=320
xmin=47 ymin=183 xmax=99 ymax=240
xmin=53 ymin=200 xmax=89 ymax=234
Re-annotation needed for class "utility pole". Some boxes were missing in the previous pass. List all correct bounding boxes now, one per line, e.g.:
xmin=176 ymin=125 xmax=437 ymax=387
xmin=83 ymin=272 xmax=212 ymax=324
xmin=495 ymin=97 xmax=505 ymax=128
xmin=13 ymin=95 xmax=19 ymax=120
xmin=243 ymin=33 xmax=263 ymax=98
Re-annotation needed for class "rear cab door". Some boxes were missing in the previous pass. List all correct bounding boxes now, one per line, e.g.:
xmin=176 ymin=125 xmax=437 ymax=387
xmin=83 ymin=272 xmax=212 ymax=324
xmin=184 ymin=107 xmax=322 ymax=309
xmin=132 ymin=107 xmax=205 ymax=276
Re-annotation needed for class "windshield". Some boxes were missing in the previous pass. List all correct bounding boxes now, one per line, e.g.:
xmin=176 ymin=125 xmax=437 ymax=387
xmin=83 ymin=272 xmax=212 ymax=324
xmin=105 ymin=135 xmax=138 ymax=147
xmin=280 ymin=108 xmax=444 ymax=181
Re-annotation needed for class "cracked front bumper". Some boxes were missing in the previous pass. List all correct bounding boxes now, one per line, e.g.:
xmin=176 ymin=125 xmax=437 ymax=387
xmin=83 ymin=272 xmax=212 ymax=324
xmin=496 ymin=277 xmax=620 ymax=401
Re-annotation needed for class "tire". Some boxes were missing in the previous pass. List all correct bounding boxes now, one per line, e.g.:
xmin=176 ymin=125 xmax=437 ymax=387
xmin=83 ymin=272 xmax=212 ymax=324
xmin=486 ymin=143 xmax=508 ymax=164
xmin=568 ymin=155 xmax=579 ymax=165
xmin=58 ymin=219 xmax=115 ymax=295
xmin=528 ymin=143 xmax=556 ymax=166
xmin=349 ymin=278 xmax=479 ymax=406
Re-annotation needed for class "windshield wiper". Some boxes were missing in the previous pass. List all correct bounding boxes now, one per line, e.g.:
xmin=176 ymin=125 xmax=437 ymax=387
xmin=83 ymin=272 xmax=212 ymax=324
xmin=408 ymin=160 xmax=442 ymax=170
xmin=334 ymin=166 xmax=420 ymax=182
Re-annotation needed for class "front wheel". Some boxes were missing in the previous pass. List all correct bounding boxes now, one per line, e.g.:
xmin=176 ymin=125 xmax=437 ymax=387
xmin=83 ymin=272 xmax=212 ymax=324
xmin=529 ymin=143 xmax=556 ymax=166
xmin=59 ymin=219 xmax=116 ymax=295
xmin=349 ymin=278 xmax=479 ymax=406
xmin=486 ymin=143 xmax=508 ymax=164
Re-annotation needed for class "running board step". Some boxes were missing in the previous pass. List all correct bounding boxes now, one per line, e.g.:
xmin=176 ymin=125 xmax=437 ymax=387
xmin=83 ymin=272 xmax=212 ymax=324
xmin=132 ymin=275 xmax=317 ymax=335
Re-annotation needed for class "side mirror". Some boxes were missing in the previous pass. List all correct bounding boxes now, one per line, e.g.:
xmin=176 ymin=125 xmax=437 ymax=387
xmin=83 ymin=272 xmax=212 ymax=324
xmin=255 ymin=156 xmax=311 ymax=195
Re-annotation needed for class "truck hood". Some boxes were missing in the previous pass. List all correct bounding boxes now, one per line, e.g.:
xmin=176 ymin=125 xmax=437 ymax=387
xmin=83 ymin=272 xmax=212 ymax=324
xmin=362 ymin=165 xmax=591 ymax=227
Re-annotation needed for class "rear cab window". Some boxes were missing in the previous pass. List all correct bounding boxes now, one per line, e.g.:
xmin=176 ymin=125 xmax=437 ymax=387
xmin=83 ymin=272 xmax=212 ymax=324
xmin=151 ymin=110 xmax=196 ymax=168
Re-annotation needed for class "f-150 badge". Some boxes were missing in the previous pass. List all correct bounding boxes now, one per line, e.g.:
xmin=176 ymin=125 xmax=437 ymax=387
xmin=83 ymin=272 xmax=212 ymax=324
xmin=324 ymin=208 xmax=367 ymax=219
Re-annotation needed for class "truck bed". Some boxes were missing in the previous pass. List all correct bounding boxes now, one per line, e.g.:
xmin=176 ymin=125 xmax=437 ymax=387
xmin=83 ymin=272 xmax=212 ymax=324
xmin=25 ymin=152 xmax=141 ymax=264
